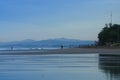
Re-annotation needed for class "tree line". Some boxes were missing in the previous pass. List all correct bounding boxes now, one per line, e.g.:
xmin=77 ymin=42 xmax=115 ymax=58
xmin=98 ymin=24 xmax=120 ymax=46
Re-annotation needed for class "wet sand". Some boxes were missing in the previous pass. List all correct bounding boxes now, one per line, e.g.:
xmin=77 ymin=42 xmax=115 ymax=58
xmin=0 ymin=48 xmax=120 ymax=55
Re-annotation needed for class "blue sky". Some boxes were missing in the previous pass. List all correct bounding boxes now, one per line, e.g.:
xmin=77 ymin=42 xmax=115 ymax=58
xmin=0 ymin=0 xmax=120 ymax=42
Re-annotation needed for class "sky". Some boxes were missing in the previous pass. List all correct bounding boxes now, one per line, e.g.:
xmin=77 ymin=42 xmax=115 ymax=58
xmin=0 ymin=0 xmax=120 ymax=42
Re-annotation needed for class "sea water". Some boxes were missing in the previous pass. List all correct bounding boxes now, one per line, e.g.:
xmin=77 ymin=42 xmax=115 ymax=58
xmin=0 ymin=53 xmax=119 ymax=80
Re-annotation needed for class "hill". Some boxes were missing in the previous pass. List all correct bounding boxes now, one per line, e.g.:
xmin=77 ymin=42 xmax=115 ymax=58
xmin=0 ymin=38 xmax=95 ymax=48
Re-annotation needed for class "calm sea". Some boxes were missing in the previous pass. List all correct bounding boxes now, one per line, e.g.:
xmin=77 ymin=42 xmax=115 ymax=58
xmin=0 ymin=53 xmax=119 ymax=80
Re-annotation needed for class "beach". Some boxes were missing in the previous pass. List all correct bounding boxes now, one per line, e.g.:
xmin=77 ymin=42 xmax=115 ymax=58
xmin=0 ymin=48 xmax=120 ymax=55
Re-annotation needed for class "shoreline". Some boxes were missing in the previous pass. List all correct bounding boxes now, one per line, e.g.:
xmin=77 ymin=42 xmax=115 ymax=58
xmin=0 ymin=48 xmax=120 ymax=55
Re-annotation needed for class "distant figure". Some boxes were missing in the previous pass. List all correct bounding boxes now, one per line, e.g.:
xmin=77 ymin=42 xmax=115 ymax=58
xmin=11 ymin=46 xmax=13 ymax=50
xmin=61 ymin=45 xmax=63 ymax=49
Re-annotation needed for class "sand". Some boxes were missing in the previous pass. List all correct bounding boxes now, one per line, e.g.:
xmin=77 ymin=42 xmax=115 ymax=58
xmin=0 ymin=48 xmax=120 ymax=55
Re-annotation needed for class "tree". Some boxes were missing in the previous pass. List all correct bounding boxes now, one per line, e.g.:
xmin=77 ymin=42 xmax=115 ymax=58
xmin=98 ymin=24 xmax=120 ymax=45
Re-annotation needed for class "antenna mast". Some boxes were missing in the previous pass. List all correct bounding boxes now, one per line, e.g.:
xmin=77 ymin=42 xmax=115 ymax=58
xmin=110 ymin=12 xmax=112 ymax=25
xmin=109 ymin=12 xmax=112 ymax=27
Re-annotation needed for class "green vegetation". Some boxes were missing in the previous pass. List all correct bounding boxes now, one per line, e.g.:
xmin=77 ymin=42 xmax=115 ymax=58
xmin=98 ymin=24 xmax=120 ymax=46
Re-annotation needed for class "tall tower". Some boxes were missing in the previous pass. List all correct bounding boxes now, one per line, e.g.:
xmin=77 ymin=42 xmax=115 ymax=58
xmin=109 ymin=12 xmax=112 ymax=27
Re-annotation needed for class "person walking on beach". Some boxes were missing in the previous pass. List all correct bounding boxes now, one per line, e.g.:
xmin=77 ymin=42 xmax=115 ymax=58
xmin=61 ymin=45 xmax=63 ymax=49
xmin=11 ymin=46 xmax=13 ymax=50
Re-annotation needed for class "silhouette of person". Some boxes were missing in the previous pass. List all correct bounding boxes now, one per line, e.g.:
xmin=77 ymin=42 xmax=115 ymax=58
xmin=61 ymin=45 xmax=63 ymax=49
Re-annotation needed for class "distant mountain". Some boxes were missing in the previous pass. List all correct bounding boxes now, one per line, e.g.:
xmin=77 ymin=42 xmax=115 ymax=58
xmin=19 ymin=39 xmax=35 ymax=43
xmin=0 ymin=38 xmax=95 ymax=48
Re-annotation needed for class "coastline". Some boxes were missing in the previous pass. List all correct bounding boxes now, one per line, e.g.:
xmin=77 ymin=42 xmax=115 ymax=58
xmin=0 ymin=48 xmax=120 ymax=55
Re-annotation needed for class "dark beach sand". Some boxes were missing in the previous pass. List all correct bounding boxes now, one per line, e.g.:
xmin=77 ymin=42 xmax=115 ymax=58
xmin=0 ymin=48 xmax=120 ymax=55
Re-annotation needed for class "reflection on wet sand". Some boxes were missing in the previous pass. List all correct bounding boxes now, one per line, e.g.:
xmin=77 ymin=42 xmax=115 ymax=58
xmin=99 ymin=54 xmax=120 ymax=80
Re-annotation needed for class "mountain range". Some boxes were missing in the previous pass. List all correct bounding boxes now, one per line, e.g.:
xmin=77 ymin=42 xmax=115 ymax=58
xmin=0 ymin=38 xmax=95 ymax=48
